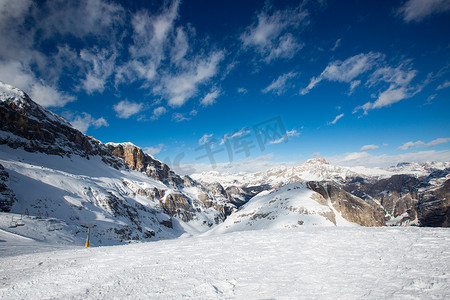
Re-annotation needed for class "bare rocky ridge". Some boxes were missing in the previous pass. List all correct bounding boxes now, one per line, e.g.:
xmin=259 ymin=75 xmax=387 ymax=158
xmin=0 ymin=163 xmax=15 ymax=212
xmin=0 ymin=82 xmax=123 ymax=169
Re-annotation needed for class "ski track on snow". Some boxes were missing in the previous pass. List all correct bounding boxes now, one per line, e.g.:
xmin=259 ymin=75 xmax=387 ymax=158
xmin=0 ymin=227 xmax=449 ymax=299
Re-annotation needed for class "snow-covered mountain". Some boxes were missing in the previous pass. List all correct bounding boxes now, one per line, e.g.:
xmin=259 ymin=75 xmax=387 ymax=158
xmin=193 ymin=158 xmax=450 ymax=227
xmin=0 ymin=81 xmax=234 ymax=245
xmin=192 ymin=157 xmax=450 ymax=188
xmin=0 ymin=81 xmax=449 ymax=248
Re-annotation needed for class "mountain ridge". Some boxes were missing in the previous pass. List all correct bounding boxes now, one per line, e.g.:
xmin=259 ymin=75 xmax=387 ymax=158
xmin=0 ymin=82 xmax=449 ymax=247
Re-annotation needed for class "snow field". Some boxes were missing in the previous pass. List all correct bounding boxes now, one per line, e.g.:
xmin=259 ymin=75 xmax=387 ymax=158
xmin=0 ymin=227 xmax=449 ymax=299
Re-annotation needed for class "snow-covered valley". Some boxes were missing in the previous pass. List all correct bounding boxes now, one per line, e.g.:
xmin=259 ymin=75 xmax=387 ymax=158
xmin=1 ymin=227 xmax=449 ymax=299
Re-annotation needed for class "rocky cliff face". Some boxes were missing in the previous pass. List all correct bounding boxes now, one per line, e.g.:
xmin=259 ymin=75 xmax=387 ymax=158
xmin=0 ymin=82 xmax=123 ymax=168
xmin=307 ymin=182 xmax=386 ymax=226
xmin=106 ymin=142 xmax=183 ymax=186
xmin=0 ymin=163 xmax=15 ymax=212
xmin=343 ymin=170 xmax=450 ymax=226
xmin=417 ymin=178 xmax=450 ymax=227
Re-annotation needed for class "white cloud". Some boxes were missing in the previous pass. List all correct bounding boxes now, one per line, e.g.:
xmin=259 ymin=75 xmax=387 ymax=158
xmin=398 ymin=138 xmax=450 ymax=150
xmin=331 ymin=38 xmax=341 ymax=51
xmin=199 ymin=133 xmax=213 ymax=145
xmin=70 ymin=113 xmax=109 ymax=133
xmin=311 ymin=152 xmax=321 ymax=157
xmin=113 ymin=100 xmax=144 ymax=119
xmin=354 ymin=62 xmax=423 ymax=115
xmin=200 ymin=88 xmax=221 ymax=107
xmin=327 ymin=113 xmax=344 ymax=125
xmin=237 ymin=87 xmax=248 ymax=94
xmin=360 ymin=144 xmax=379 ymax=151
xmin=269 ymin=128 xmax=300 ymax=144
xmin=240 ymin=4 xmax=308 ymax=63
xmin=79 ymin=48 xmax=117 ymax=94
xmin=38 ymin=0 xmax=125 ymax=40
xmin=156 ymin=51 xmax=224 ymax=107
xmin=286 ymin=129 xmax=300 ymax=137
xmin=328 ymin=150 xmax=450 ymax=168
xmin=143 ymin=144 xmax=164 ymax=156
xmin=180 ymin=153 xmax=301 ymax=175
xmin=151 ymin=106 xmax=167 ymax=120
xmin=348 ymin=80 xmax=361 ymax=95
xmin=172 ymin=112 xmax=190 ymax=122
xmin=437 ymin=80 xmax=450 ymax=90
xmin=398 ymin=141 xmax=425 ymax=150
xmin=301 ymin=52 xmax=381 ymax=95
xmin=0 ymin=61 xmax=75 ymax=107
xmin=427 ymin=137 xmax=450 ymax=146
xmin=340 ymin=151 xmax=371 ymax=162
xmin=220 ymin=128 xmax=251 ymax=145
xmin=397 ymin=0 xmax=450 ymax=23
xmin=262 ymin=72 xmax=297 ymax=95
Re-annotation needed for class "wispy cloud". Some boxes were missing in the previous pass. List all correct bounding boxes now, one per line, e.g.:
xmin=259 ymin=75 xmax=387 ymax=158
xmin=269 ymin=128 xmax=300 ymax=144
xmin=70 ymin=113 xmax=109 ymax=133
xmin=300 ymin=52 xmax=381 ymax=95
xmin=237 ymin=87 xmax=248 ymax=94
xmin=262 ymin=72 xmax=297 ymax=95
xmin=328 ymin=150 xmax=450 ymax=168
xmin=331 ymin=38 xmax=341 ymax=51
xmin=220 ymin=128 xmax=251 ymax=145
xmin=355 ymin=62 xmax=424 ymax=114
xmin=200 ymin=88 xmax=221 ymax=107
xmin=172 ymin=112 xmax=191 ymax=122
xmin=240 ymin=4 xmax=308 ymax=63
xmin=151 ymin=106 xmax=167 ymax=120
xmin=360 ymin=144 xmax=379 ymax=151
xmin=113 ymin=100 xmax=144 ymax=119
xmin=327 ymin=113 xmax=344 ymax=125
xmin=398 ymin=137 xmax=450 ymax=150
xmin=155 ymin=51 xmax=224 ymax=107
xmin=79 ymin=48 xmax=117 ymax=94
xmin=0 ymin=61 xmax=75 ymax=107
xmin=397 ymin=0 xmax=450 ymax=23
xmin=437 ymin=80 xmax=450 ymax=90
xmin=199 ymin=133 xmax=214 ymax=145
xmin=143 ymin=144 xmax=165 ymax=156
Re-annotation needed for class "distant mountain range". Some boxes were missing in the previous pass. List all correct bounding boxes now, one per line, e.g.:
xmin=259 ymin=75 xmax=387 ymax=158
xmin=0 ymin=81 xmax=448 ymax=245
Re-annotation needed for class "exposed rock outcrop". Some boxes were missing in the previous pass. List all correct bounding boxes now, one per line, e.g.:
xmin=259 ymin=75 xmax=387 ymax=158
xmin=106 ymin=143 xmax=183 ymax=186
xmin=417 ymin=179 xmax=450 ymax=227
xmin=0 ymin=163 xmax=15 ymax=212
xmin=0 ymin=82 xmax=123 ymax=168
xmin=307 ymin=181 xmax=385 ymax=226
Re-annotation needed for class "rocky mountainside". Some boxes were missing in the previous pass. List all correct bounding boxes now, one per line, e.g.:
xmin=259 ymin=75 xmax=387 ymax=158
xmin=209 ymin=181 xmax=385 ymax=234
xmin=0 ymin=81 xmax=235 ymax=244
xmin=194 ymin=158 xmax=450 ymax=227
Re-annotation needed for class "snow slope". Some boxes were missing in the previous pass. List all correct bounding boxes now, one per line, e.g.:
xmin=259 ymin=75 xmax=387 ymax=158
xmin=0 ymin=227 xmax=448 ymax=299
xmin=0 ymin=145 xmax=224 ymax=245
xmin=209 ymin=183 xmax=356 ymax=235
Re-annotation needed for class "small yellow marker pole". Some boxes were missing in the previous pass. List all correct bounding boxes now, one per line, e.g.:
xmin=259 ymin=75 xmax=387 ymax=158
xmin=81 ymin=224 xmax=96 ymax=247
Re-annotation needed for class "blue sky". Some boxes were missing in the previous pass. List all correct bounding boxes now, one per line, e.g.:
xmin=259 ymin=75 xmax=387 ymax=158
xmin=0 ymin=0 xmax=449 ymax=173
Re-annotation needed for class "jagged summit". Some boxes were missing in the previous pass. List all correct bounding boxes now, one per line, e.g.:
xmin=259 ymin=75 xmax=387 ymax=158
xmin=305 ymin=157 xmax=329 ymax=165
xmin=0 ymin=81 xmax=71 ymax=127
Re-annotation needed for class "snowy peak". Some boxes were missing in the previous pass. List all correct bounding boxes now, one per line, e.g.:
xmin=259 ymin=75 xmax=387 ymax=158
xmin=209 ymin=181 xmax=385 ymax=234
xmin=305 ymin=157 xmax=329 ymax=165
xmin=0 ymin=81 xmax=70 ymax=127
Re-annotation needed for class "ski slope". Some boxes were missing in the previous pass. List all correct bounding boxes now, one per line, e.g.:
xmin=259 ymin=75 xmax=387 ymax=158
xmin=1 ymin=227 xmax=449 ymax=299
